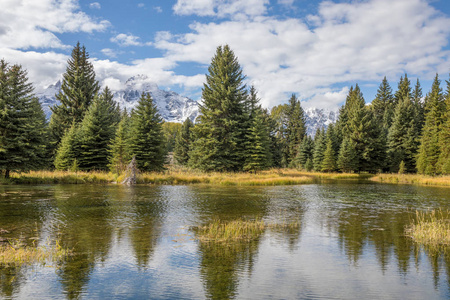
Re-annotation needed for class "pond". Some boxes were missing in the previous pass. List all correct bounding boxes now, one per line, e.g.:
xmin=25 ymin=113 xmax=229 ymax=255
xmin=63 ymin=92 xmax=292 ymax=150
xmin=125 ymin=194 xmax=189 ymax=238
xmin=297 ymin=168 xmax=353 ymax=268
xmin=1 ymin=182 xmax=450 ymax=299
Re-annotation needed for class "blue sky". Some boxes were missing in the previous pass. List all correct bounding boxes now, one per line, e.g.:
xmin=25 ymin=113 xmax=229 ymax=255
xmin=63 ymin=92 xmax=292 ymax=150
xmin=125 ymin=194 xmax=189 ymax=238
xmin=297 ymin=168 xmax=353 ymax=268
xmin=1 ymin=0 xmax=450 ymax=110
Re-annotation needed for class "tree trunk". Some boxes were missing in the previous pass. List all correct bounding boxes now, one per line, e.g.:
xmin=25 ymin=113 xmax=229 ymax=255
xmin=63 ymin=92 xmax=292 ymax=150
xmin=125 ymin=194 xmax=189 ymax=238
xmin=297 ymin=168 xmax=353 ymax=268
xmin=5 ymin=169 xmax=10 ymax=179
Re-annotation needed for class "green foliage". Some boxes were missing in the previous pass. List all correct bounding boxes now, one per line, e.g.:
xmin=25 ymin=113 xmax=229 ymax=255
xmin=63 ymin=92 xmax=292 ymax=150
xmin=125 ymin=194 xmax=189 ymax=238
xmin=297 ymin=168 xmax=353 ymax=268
xmin=77 ymin=95 xmax=118 ymax=171
xmin=49 ymin=42 xmax=99 ymax=147
xmin=321 ymin=139 xmax=336 ymax=172
xmin=371 ymin=76 xmax=395 ymax=127
xmin=337 ymin=137 xmax=358 ymax=172
xmin=0 ymin=60 xmax=48 ymax=177
xmin=285 ymin=94 xmax=307 ymax=166
xmin=294 ymin=135 xmax=314 ymax=169
xmin=244 ymin=109 xmax=272 ymax=173
xmin=54 ymin=124 xmax=80 ymax=170
xmin=417 ymin=74 xmax=445 ymax=175
xmin=163 ymin=122 xmax=182 ymax=153
xmin=313 ymin=128 xmax=326 ymax=171
xmin=189 ymin=45 xmax=248 ymax=171
xmin=398 ymin=161 xmax=405 ymax=174
xmin=109 ymin=111 xmax=131 ymax=174
xmin=437 ymin=78 xmax=450 ymax=174
xmin=174 ymin=118 xmax=193 ymax=166
xmin=129 ymin=92 xmax=166 ymax=172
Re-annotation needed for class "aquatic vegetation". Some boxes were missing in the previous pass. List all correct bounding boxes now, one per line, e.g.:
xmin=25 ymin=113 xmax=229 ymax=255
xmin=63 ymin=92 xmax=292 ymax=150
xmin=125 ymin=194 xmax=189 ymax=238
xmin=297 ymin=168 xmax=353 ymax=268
xmin=405 ymin=209 xmax=450 ymax=247
xmin=371 ymin=174 xmax=450 ymax=187
xmin=192 ymin=218 xmax=300 ymax=242
xmin=0 ymin=239 xmax=71 ymax=266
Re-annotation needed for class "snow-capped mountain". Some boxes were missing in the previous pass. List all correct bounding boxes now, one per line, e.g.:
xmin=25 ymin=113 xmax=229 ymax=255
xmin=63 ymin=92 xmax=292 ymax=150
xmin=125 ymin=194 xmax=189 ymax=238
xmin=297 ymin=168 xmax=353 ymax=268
xmin=37 ymin=75 xmax=199 ymax=123
xmin=37 ymin=76 xmax=338 ymax=133
xmin=304 ymin=108 xmax=339 ymax=137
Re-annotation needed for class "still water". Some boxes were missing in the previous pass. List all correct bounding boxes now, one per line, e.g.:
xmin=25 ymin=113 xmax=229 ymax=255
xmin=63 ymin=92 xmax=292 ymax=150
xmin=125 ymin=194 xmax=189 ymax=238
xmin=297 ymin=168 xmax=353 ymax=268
xmin=1 ymin=182 xmax=450 ymax=299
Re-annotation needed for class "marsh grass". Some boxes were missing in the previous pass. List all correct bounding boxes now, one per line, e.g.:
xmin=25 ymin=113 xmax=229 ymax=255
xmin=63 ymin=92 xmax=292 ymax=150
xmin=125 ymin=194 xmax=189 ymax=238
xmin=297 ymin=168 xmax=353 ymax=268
xmin=193 ymin=218 xmax=301 ymax=242
xmin=0 ymin=239 xmax=71 ymax=266
xmin=371 ymin=174 xmax=450 ymax=187
xmin=5 ymin=168 xmax=368 ymax=186
xmin=405 ymin=209 xmax=450 ymax=248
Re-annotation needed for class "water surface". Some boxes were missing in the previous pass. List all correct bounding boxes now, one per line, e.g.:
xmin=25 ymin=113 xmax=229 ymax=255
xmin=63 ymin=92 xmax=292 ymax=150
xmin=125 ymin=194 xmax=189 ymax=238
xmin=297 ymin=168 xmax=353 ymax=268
xmin=1 ymin=183 xmax=450 ymax=299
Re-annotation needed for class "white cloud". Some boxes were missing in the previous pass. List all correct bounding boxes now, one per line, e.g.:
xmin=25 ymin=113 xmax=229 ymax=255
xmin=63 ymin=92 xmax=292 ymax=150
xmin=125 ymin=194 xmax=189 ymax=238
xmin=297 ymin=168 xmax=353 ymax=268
xmin=0 ymin=0 xmax=110 ymax=50
xmin=110 ymin=33 xmax=152 ymax=47
xmin=101 ymin=48 xmax=120 ymax=58
xmin=159 ymin=0 xmax=450 ymax=109
xmin=89 ymin=2 xmax=101 ymax=9
xmin=138 ymin=3 xmax=145 ymax=8
xmin=173 ymin=0 xmax=269 ymax=19
xmin=154 ymin=6 xmax=163 ymax=13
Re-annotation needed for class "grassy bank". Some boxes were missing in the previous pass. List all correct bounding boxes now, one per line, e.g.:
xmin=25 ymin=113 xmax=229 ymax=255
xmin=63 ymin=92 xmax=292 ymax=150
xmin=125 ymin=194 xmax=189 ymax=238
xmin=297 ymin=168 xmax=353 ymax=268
xmin=405 ymin=209 xmax=450 ymax=248
xmin=2 ymin=168 xmax=367 ymax=186
xmin=371 ymin=174 xmax=450 ymax=187
xmin=0 ymin=239 xmax=71 ymax=266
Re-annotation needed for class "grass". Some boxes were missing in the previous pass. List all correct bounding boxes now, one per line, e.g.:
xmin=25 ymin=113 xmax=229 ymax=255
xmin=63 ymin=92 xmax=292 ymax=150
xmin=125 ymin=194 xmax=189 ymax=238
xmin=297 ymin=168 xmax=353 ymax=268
xmin=2 ymin=168 xmax=367 ymax=186
xmin=405 ymin=209 xmax=450 ymax=248
xmin=371 ymin=173 xmax=450 ymax=187
xmin=0 ymin=239 xmax=72 ymax=266
xmin=192 ymin=218 xmax=300 ymax=242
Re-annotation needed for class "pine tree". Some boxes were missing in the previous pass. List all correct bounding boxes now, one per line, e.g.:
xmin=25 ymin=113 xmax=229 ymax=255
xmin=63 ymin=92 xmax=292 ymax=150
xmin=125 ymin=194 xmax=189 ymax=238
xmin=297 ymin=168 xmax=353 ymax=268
xmin=99 ymin=86 xmax=120 ymax=125
xmin=77 ymin=95 xmax=118 ymax=171
xmin=412 ymin=78 xmax=424 ymax=133
xmin=394 ymin=74 xmax=412 ymax=106
xmin=313 ymin=128 xmax=326 ymax=171
xmin=109 ymin=111 xmax=131 ymax=174
xmin=244 ymin=109 xmax=272 ymax=172
xmin=54 ymin=124 xmax=80 ymax=170
xmin=174 ymin=118 xmax=193 ymax=166
xmin=416 ymin=74 xmax=445 ymax=175
xmin=321 ymin=139 xmax=336 ymax=172
xmin=371 ymin=76 xmax=394 ymax=125
xmin=189 ymin=45 xmax=248 ymax=171
xmin=0 ymin=60 xmax=48 ymax=178
xmin=49 ymin=42 xmax=99 ymax=146
xmin=337 ymin=137 xmax=358 ymax=172
xmin=437 ymin=77 xmax=450 ymax=174
xmin=284 ymin=94 xmax=306 ymax=166
xmin=387 ymin=96 xmax=419 ymax=173
xmin=294 ymin=135 xmax=314 ymax=169
xmin=129 ymin=92 xmax=166 ymax=172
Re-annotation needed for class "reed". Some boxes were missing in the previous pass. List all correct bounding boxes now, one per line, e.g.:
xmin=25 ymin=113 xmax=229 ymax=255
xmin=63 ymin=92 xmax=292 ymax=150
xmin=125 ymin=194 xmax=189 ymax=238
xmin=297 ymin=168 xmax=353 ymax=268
xmin=193 ymin=218 xmax=300 ymax=242
xmin=371 ymin=174 xmax=450 ymax=187
xmin=0 ymin=239 xmax=71 ymax=266
xmin=405 ymin=209 xmax=450 ymax=247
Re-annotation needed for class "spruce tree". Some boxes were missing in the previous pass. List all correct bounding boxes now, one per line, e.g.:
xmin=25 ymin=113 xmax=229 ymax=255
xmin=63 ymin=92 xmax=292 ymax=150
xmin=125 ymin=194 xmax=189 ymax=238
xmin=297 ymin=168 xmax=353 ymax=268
xmin=371 ymin=76 xmax=394 ymax=125
xmin=412 ymin=78 xmax=424 ymax=133
xmin=387 ymin=96 xmax=419 ymax=173
xmin=189 ymin=45 xmax=248 ymax=171
xmin=244 ymin=109 xmax=272 ymax=172
xmin=337 ymin=137 xmax=358 ymax=172
xmin=284 ymin=94 xmax=306 ymax=166
xmin=0 ymin=60 xmax=48 ymax=177
xmin=129 ymin=92 xmax=166 ymax=172
xmin=109 ymin=111 xmax=131 ymax=174
xmin=416 ymin=74 xmax=445 ymax=175
xmin=54 ymin=124 xmax=80 ymax=171
xmin=77 ymin=95 xmax=118 ymax=171
xmin=174 ymin=118 xmax=193 ymax=166
xmin=294 ymin=135 xmax=314 ymax=169
xmin=437 ymin=77 xmax=450 ymax=174
xmin=321 ymin=139 xmax=336 ymax=172
xmin=394 ymin=74 xmax=412 ymax=106
xmin=49 ymin=42 xmax=99 ymax=146
xmin=313 ymin=128 xmax=326 ymax=171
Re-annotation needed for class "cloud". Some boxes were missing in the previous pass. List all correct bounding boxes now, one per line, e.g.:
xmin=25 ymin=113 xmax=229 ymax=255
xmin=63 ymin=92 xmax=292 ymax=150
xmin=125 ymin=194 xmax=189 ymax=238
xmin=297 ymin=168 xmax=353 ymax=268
xmin=0 ymin=0 xmax=110 ymax=50
xmin=110 ymin=33 xmax=152 ymax=47
xmin=89 ymin=2 xmax=101 ymax=9
xmin=101 ymin=48 xmax=121 ymax=58
xmin=138 ymin=3 xmax=145 ymax=8
xmin=159 ymin=0 xmax=450 ymax=109
xmin=173 ymin=0 xmax=269 ymax=19
xmin=154 ymin=6 xmax=163 ymax=13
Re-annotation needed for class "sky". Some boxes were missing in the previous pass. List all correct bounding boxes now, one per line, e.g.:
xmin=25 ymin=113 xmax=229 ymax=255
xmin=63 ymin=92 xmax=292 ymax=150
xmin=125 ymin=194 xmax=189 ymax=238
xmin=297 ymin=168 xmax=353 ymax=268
xmin=1 ymin=0 xmax=450 ymax=110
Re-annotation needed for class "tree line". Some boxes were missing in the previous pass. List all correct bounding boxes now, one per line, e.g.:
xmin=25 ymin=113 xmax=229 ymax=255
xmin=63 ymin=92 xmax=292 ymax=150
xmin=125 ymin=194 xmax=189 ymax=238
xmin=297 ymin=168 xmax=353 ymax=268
xmin=1 ymin=43 xmax=449 ymax=178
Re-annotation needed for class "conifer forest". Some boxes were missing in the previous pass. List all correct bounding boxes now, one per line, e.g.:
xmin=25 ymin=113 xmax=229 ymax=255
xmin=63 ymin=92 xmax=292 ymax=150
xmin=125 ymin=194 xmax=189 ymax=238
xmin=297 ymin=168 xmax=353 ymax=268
xmin=1 ymin=43 xmax=450 ymax=178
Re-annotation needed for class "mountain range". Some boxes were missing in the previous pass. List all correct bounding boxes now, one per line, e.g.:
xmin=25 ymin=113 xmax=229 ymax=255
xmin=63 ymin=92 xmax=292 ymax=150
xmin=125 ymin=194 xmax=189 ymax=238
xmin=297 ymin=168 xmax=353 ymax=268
xmin=37 ymin=75 xmax=338 ymax=135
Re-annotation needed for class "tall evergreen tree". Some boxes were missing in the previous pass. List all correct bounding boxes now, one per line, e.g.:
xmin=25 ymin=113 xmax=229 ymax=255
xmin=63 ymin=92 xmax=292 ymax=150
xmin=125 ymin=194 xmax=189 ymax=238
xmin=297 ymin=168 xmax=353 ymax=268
xmin=412 ymin=78 xmax=424 ymax=133
xmin=387 ymin=97 xmax=419 ymax=173
xmin=129 ymin=92 xmax=166 ymax=172
xmin=0 ymin=60 xmax=48 ymax=178
xmin=285 ymin=94 xmax=306 ymax=166
xmin=416 ymin=74 xmax=445 ymax=175
xmin=49 ymin=42 xmax=99 ymax=147
xmin=321 ymin=139 xmax=336 ymax=172
xmin=294 ymin=135 xmax=314 ymax=169
xmin=371 ymin=76 xmax=394 ymax=126
xmin=244 ymin=109 xmax=272 ymax=172
xmin=394 ymin=74 xmax=412 ymax=106
xmin=189 ymin=45 xmax=248 ymax=171
xmin=313 ymin=128 xmax=326 ymax=171
xmin=77 ymin=95 xmax=118 ymax=171
xmin=437 ymin=77 xmax=450 ymax=174
xmin=109 ymin=111 xmax=131 ymax=174
xmin=337 ymin=137 xmax=358 ymax=172
xmin=99 ymin=86 xmax=120 ymax=125
xmin=174 ymin=118 xmax=193 ymax=166
xmin=54 ymin=123 xmax=80 ymax=171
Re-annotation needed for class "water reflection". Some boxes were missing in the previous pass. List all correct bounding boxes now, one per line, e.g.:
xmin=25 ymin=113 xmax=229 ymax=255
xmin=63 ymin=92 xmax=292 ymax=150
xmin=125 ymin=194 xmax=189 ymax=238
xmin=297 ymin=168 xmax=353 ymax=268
xmin=0 ymin=183 xmax=449 ymax=299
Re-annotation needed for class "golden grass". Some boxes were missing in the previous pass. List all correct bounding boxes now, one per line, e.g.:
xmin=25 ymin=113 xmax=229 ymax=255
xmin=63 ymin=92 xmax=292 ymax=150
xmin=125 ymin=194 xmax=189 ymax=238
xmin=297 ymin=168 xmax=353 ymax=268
xmin=0 ymin=239 xmax=71 ymax=266
xmin=4 ymin=168 xmax=368 ymax=186
xmin=370 ymin=174 xmax=450 ymax=187
xmin=192 ymin=218 xmax=300 ymax=242
xmin=405 ymin=209 xmax=450 ymax=247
